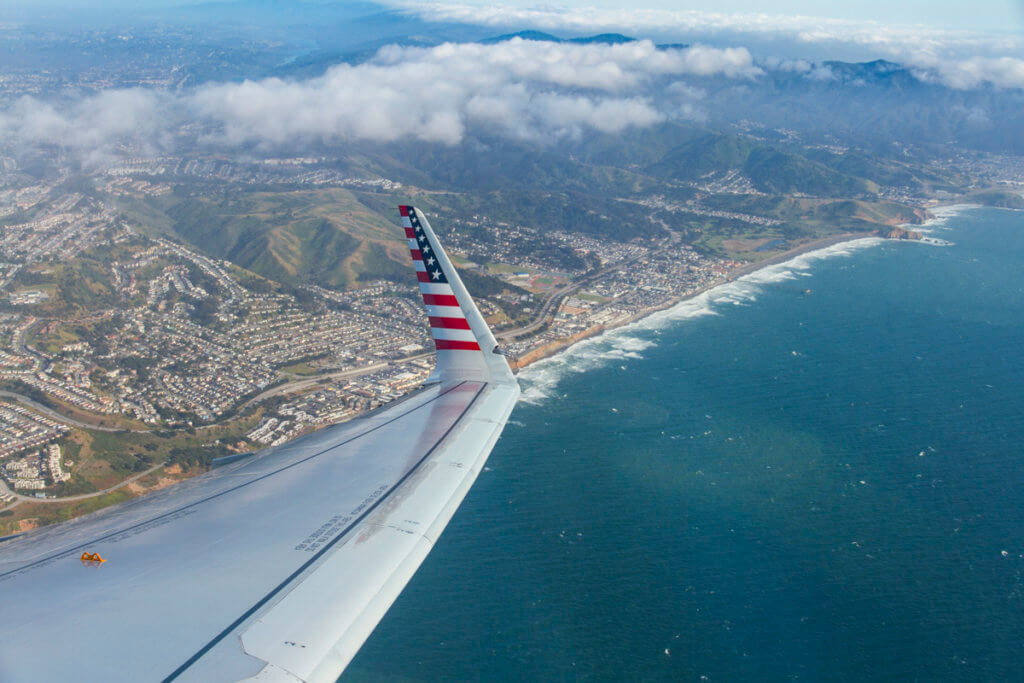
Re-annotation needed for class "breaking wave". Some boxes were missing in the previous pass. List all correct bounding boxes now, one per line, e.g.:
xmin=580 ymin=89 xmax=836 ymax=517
xmin=517 ymin=237 xmax=885 ymax=405
xmin=914 ymin=204 xmax=976 ymax=233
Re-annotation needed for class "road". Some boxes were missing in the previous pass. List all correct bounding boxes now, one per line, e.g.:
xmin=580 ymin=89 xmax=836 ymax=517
xmin=235 ymin=353 xmax=433 ymax=413
xmin=496 ymin=232 xmax=683 ymax=341
xmin=0 ymin=391 xmax=131 ymax=432
xmin=495 ymin=231 xmax=871 ymax=343
xmin=0 ymin=461 xmax=165 ymax=509
xmin=1 ymin=349 xmax=437 ymax=434
xmin=496 ymin=249 xmax=661 ymax=341
xmin=0 ymin=353 xmax=437 ymax=511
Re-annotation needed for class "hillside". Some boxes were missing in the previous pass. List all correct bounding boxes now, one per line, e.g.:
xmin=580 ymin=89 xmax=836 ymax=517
xmin=102 ymin=122 xmax=971 ymax=288
xmin=117 ymin=187 xmax=405 ymax=288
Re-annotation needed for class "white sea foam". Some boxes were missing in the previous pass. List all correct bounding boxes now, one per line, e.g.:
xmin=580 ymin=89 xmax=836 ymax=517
xmin=517 ymin=326 xmax=660 ymax=404
xmin=517 ymin=236 xmax=887 ymax=405
xmin=914 ymin=236 xmax=955 ymax=247
xmin=911 ymin=203 xmax=978 ymax=233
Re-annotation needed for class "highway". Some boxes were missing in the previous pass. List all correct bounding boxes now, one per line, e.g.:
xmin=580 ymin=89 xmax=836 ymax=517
xmin=496 ymin=234 xmax=679 ymax=340
xmin=235 ymin=352 xmax=433 ymax=413
xmin=0 ymin=354 xmax=435 ymax=511
xmin=0 ymin=390 xmax=128 ymax=432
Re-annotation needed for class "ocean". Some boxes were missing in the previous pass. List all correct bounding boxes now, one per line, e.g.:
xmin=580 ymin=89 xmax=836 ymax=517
xmin=345 ymin=207 xmax=1024 ymax=681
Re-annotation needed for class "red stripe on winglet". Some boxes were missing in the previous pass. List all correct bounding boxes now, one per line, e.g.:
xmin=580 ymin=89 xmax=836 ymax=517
xmin=435 ymin=339 xmax=481 ymax=351
xmin=404 ymin=227 xmax=416 ymax=238
xmin=398 ymin=205 xmax=410 ymax=216
xmin=410 ymin=249 xmax=423 ymax=261
xmin=422 ymin=294 xmax=459 ymax=307
xmin=416 ymin=271 xmax=433 ymax=282
xmin=429 ymin=316 xmax=471 ymax=330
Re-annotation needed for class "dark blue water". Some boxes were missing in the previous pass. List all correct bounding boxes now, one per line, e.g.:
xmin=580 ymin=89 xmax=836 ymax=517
xmin=346 ymin=208 xmax=1024 ymax=681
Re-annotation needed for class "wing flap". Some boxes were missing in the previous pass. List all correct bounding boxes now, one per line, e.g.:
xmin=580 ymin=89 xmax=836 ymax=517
xmin=240 ymin=383 xmax=519 ymax=681
xmin=0 ymin=382 xmax=486 ymax=681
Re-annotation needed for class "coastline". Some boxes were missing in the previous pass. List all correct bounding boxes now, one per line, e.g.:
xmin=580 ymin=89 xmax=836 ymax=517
xmin=509 ymin=231 xmax=877 ymax=372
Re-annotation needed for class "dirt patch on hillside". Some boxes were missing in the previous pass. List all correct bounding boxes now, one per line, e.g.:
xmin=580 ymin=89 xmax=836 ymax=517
xmin=722 ymin=237 xmax=774 ymax=252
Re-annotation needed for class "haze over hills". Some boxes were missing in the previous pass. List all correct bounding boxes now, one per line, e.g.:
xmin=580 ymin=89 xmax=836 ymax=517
xmin=3 ymin=6 xmax=1024 ymax=680
xmin=1 ymin=3 xmax=1022 ymax=288
xmin=94 ymin=112 xmax=967 ymax=288
xmin=0 ymin=0 xmax=1023 ymax=563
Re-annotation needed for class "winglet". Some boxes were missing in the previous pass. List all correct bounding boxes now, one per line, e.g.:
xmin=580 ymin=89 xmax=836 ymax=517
xmin=399 ymin=205 xmax=515 ymax=384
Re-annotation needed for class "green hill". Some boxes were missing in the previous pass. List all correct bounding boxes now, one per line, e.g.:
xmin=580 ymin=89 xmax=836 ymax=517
xmin=126 ymin=187 xmax=408 ymax=289
xmin=103 ymin=122 xmax=965 ymax=289
xmin=744 ymin=148 xmax=875 ymax=196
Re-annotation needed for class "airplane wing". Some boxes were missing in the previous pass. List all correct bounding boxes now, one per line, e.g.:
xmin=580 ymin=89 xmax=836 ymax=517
xmin=0 ymin=206 xmax=519 ymax=682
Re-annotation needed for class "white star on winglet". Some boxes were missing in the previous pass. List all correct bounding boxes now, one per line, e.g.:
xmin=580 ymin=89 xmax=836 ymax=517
xmin=426 ymin=257 xmax=435 ymax=266
xmin=431 ymin=270 xmax=441 ymax=280
xmin=422 ymin=245 xmax=431 ymax=254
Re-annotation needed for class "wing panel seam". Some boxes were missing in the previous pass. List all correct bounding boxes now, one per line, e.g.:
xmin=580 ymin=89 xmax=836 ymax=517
xmin=161 ymin=381 xmax=487 ymax=681
xmin=0 ymin=381 xmax=473 ymax=581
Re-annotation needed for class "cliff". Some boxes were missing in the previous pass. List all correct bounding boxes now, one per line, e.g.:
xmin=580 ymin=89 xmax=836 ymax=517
xmin=967 ymin=190 xmax=1024 ymax=210
xmin=879 ymin=226 xmax=923 ymax=240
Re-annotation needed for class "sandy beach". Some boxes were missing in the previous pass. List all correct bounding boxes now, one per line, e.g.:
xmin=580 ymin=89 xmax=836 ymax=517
xmin=511 ymin=231 xmax=877 ymax=371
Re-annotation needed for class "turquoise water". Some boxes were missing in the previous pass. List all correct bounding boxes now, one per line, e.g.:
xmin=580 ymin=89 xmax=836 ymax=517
xmin=346 ymin=208 xmax=1024 ymax=681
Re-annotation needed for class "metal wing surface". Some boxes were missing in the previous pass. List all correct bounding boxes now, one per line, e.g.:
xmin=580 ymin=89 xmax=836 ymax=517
xmin=0 ymin=207 xmax=520 ymax=682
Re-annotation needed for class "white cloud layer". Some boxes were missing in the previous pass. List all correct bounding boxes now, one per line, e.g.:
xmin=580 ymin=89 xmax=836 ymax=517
xmin=400 ymin=2 xmax=1024 ymax=90
xmin=192 ymin=39 xmax=757 ymax=146
xmin=914 ymin=56 xmax=1024 ymax=90
xmin=0 ymin=39 xmax=751 ymax=160
xmin=2 ymin=30 xmax=1021 ymax=167
xmin=0 ymin=89 xmax=170 ymax=165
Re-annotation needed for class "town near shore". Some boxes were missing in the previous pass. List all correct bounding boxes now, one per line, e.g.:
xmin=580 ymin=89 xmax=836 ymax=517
xmin=1 ymin=147 xmax=1022 ymax=533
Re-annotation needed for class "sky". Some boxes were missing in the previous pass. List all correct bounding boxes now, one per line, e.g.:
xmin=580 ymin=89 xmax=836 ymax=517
xmin=5 ymin=0 xmax=1023 ymax=34
xmin=502 ymin=0 xmax=1024 ymax=33
xmin=3 ymin=0 xmax=1023 ymax=162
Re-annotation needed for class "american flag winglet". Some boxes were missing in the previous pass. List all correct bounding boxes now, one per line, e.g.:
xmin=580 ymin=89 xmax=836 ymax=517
xmin=399 ymin=205 xmax=482 ymax=352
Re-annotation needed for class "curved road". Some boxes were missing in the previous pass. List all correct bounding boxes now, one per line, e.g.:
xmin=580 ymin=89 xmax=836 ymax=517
xmin=0 ymin=462 xmax=166 ymax=510
xmin=0 ymin=354 xmax=437 ymax=512
xmin=0 ymin=391 xmax=136 ymax=433
xmin=235 ymin=353 xmax=433 ymax=413
xmin=3 ymin=245 xmax=674 ymax=512
xmin=496 ymin=249 xmax=656 ymax=340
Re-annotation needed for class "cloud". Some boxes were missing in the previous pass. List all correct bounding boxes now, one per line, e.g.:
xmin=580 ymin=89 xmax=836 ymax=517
xmin=399 ymin=2 xmax=1024 ymax=90
xmin=912 ymin=56 xmax=1024 ymax=90
xmin=190 ymin=39 xmax=757 ymax=146
xmin=0 ymin=89 xmax=170 ymax=165
xmin=402 ymin=2 xmax=1023 ymax=53
xmin=761 ymin=57 xmax=836 ymax=81
xmin=1 ymin=38 xmax=761 ymax=162
xmin=398 ymin=2 xmax=846 ymax=36
xmin=4 ymin=30 xmax=1021 ymax=168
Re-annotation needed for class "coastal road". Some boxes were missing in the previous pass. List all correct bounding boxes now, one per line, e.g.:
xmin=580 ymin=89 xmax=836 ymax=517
xmin=496 ymin=260 xmax=635 ymax=340
xmin=497 ymin=235 xmax=684 ymax=342
xmin=496 ymin=238 xmax=677 ymax=341
xmin=726 ymin=231 xmax=876 ymax=278
xmin=494 ymin=231 xmax=868 ymax=342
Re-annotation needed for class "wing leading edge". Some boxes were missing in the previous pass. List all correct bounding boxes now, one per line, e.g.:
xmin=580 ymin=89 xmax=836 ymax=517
xmin=0 ymin=207 xmax=519 ymax=682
